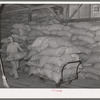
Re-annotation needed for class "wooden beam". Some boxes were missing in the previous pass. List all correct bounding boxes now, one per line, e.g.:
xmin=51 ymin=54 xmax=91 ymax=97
xmin=69 ymin=4 xmax=82 ymax=19
xmin=1 ymin=8 xmax=28 ymax=15
xmin=78 ymin=6 xmax=80 ymax=19
xmin=1 ymin=5 xmax=55 ymax=15
xmin=61 ymin=17 xmax=100 ymax=24
xmin=54 ymin=4 xmax=68 ymax=8
xmin=31 ymin=5 xmax=55 ymax=11
xmin=47 ymin=6 xmax=61 ymax=22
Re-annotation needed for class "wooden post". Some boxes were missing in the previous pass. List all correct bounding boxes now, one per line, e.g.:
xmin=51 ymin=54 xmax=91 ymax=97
xmin=27 ymin=4 xmax=32 ymax=23
xmin=67 ymin=5 xmax=69 ymax=19
xmin=89 ymin=4 xmax=91 ymax=18
xmin=63 ymin=5 xmax=69 ymax=20
xmin=0 ymin=4 xmax=5 ymax=14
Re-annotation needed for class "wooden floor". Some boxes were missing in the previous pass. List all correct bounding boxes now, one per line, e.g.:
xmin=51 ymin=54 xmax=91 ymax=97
xmin=2 ymin=68 xmax=100 ymax=88
xmin=0 ymin=61 xmax=100 ymax=88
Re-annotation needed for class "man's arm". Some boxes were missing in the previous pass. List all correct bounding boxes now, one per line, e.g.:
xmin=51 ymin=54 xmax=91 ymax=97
xmin=16 ymin=43 xmax=23 ymax=52
xmin=6 ymin=46 xmax=9 ymax=56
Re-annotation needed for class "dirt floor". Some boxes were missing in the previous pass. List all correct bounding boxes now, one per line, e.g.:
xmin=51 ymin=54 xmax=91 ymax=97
xmin=1 ymin=66 xmax=100 ymax=88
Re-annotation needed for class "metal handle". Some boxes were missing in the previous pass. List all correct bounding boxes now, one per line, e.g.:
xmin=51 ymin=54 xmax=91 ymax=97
xmin=60 ymin=60 xmax=82 ymax=83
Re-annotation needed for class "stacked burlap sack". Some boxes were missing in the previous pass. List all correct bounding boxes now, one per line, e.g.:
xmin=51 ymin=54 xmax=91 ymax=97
xmin=25 ymin=36 xmax=82 ymax=83
xmin=1 ymin=23 xmax=30 ymax=50
xmin=2 ymin=22 xmax=100 ymax=81
xmin=10 ymin=23 xmax=31 ymax=43
xmin=29 ymin=23 xmax=71 ymax=38
xmin=69 ymin=22 xmax=100 ymax=80
xmin=1 ymin=23 xmax=43 ymax=52
xmin=29 ymin=22 xmax=100 ymax=81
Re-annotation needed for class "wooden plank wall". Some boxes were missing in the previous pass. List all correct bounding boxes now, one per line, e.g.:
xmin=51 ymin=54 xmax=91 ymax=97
xmin=1 ymin=4 xmax=100 ymax=39
xmin=69 ymin=4 xmax=90 ymax=19
xmin=1 ymin=4 xmax=29 ymax=39
xmin=1 ymin=4 xmax=53 ymax=39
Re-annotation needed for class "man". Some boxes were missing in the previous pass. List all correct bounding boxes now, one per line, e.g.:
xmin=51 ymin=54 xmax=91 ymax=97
xmin=6 ymin=37 xmax=23 ymax=79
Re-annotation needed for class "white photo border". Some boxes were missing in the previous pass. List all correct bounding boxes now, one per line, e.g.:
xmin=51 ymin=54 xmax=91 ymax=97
xmin=0 ymin=1 xmax=100 ymax=98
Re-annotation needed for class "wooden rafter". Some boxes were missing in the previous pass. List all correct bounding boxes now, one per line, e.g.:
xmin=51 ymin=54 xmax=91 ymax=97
xmin=1 ymin=8 xmax=28 ymax=15
xmin=61 ymin=17 xmax=100 ymax=23
xmin=47 ymin=6 xmax=61 ymax=22
xmin=54 ymin=4 xmax=68 ymax=8
xmin=1 ymin=5 xmax=55 ymax=15
xmin=31 ymin=4 xmax=55 ymax=11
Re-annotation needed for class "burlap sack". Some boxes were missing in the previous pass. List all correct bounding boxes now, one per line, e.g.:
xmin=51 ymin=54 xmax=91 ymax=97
xmin=70 ymin=27 xmax=88 ymax=35
xmin=57 ymin=30 xmax=72 ymax=38
xmin=65 ymin=46 xmax=81 ymax=54
xmin=48 ymin=24 xmax=64 ymax=31
xmin=83 ymin=67 xmax=100 ymax=76
xmin=1 ymin=38 xmax=9 ymax=44
xmin=12 ymin=23 xmax=27 ymax=30
xmin=78 ymin=35 xmax=95 ymax=44
xmin=86 ymin=53 xmax=100 ymax=64
xmin=92 ymin=46 xmax=100 ymax=53
xmin=95 ymin=29 xmax=100 ymax=36
xmin=94 ymin=35 xmax=100 ymax=42
xmin=47 ymin=54 xmax=79 ymax=67
xmin=85 ymin=73 xmax=99 ymax=80
xmin=70 ymin=22 xmax=92 ymax=29
xmin=6 ymin=51 xmax=27 ymax=61
xmin=93 ymin=63 xmax=100 ymax=70
xmin=79 ymin=53 xmax=89 ymax=62
xmin=77 ymin=46 xmax=92 ymax=54
xmin=40 ymin=46 xmax=65 ymax=57
xmin=44 ymin=63 xmax=61 ymax=73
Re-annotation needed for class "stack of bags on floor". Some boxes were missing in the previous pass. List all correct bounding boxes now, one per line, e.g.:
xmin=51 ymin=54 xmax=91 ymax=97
xmin=29 ymin=21 xmax=100 ymax=81
xmin=70 ymin=22 xmax=94 ymax=55
xmin=69 ymin=22 xmax=100 ymax=80
xmin=10 ymin=23 xmax=30 ymax=44
xmin=30 ymin=24 xmax=72 ymax=39
xmin=69 ymin=22 xmax=94 ymax=69
xmin=2 ymin=21 xmax=100 ymax=81
xmin=26 ymin=36 xmax=82 ymax=83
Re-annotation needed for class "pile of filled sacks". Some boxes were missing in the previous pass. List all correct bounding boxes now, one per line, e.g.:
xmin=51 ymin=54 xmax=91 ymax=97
xmin=28 ymin=21 xmax=100 ymax=80
xmin=2 ymin=21 xmax=100 ymax=81
xmin=69 ymin=22 xmax=100 ymax=80
xmin=11 ymin=23 xmax=31 ymax=41
xmin=25 ymin=36 xmax=82 ymax=83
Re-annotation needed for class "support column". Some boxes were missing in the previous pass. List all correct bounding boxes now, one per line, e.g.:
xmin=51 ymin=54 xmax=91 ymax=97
xmin=63 ymin=4 xmax=69 ymax=20
xmin=27 ymin=4 xmax=32 ymax=23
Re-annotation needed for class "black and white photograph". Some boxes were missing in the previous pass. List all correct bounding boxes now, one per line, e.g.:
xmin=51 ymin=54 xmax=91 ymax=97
xmin=1 ymin=3 xmax=100 ymax=89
